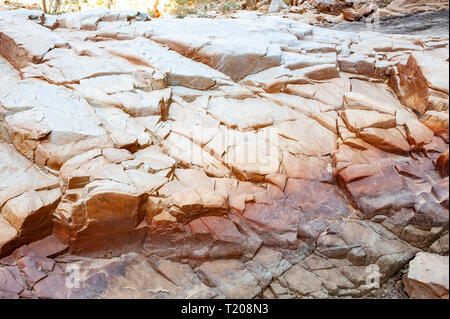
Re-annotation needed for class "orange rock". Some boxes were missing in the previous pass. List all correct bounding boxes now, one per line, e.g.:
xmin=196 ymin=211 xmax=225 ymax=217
xmin=436 ymin=149 xmax=449 ymax=177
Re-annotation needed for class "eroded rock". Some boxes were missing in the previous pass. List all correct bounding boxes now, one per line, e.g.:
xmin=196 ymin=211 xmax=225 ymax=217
xmin=403 ymin=252 xmax=449 ymax=299
xmin=0 ymin=8 xmax=448 ymax=300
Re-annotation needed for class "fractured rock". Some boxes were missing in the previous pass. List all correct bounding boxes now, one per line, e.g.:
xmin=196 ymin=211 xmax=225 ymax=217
xmin=403 ymin=252 xmax=449 ymax=299
xmin=0 ymin=8 xmax=448 ymax=299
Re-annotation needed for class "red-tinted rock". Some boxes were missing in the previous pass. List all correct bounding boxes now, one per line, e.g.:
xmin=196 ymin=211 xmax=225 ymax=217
xmin=436 ymin=149 xmax=449 ymax=177
xmin=345 ymin=166 xmax=417 ymax=218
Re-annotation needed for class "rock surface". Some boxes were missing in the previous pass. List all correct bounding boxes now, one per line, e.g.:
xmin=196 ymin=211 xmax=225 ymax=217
xmin=403 ymin=252 xmax=449 ymax=298
xmin=0 ymin=8 xmax=449 ymax=299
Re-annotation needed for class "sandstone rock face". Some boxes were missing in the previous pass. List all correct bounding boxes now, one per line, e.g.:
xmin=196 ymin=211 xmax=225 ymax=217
xmin=0 ymin=143 xmax=60 ymax=256
xmin=289 ymin=0 xmax=378 ymax=22
xmin=386 ymin=0 xmax=449 ymax=15
xmin=389 ymin=51 xmax=449 ymax=115
xmin=0 ymin=9 xmax=449 ymax=299
xmin=302 ymin=0 xmax=449 ymax=22
xmin=403 ymin=252 xmax=449 ymax=299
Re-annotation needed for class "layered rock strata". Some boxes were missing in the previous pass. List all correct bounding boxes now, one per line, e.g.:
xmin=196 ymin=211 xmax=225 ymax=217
xmin=0 ymin=8 xmax=448 ymax=299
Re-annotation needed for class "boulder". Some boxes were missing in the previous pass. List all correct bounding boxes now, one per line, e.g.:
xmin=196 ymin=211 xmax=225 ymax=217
xmin=403 ymin=252 xmax=449 ymax=299
xmin=421 ymin=111 xmax=449 ymax=142
xmin=0 ymin=15 xmax=65 ymax=69
xmin=390 ymin=52 xmax=449 ymax=114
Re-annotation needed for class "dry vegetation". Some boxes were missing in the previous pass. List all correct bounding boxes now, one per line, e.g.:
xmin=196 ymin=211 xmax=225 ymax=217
xmin=0 ymin=0 xmax=258 ymax=16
